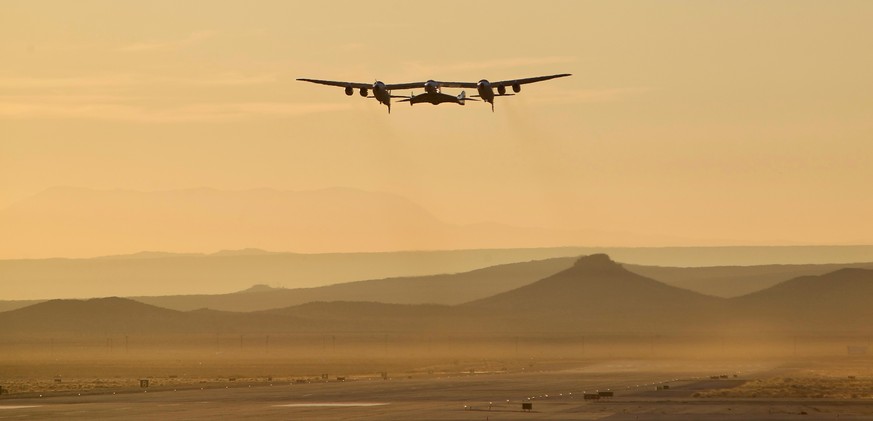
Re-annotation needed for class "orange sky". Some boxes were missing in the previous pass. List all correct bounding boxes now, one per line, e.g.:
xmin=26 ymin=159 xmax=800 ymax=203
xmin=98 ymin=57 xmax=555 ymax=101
xmin=2 ymin=1 xmax=872 ymax=257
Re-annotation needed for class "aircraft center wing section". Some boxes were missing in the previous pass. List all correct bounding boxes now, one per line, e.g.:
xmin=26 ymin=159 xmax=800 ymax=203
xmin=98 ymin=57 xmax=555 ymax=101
xmin=297 ymin=78 xmax=372 ymax=89
xmin=433 ymin=81 xmax=478 ymax=89
xmin=383 ymin=82 xmax=429 ymax=90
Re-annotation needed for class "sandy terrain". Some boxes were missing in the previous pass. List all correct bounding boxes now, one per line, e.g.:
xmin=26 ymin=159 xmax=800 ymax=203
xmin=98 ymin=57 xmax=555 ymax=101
xmin=3 ymin=357 xmax=873 ymax=420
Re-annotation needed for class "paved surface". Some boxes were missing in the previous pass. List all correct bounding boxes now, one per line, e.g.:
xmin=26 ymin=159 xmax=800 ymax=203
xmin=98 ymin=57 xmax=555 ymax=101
xmin=2 ymin=360 xmax=871 ymax=420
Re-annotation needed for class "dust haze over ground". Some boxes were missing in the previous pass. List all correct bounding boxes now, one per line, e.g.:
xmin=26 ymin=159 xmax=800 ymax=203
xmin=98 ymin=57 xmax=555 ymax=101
xmin=2 ymin=334 xmax=873 ymax=419
xmin=3 ymin=253 xmax=873 ymax=419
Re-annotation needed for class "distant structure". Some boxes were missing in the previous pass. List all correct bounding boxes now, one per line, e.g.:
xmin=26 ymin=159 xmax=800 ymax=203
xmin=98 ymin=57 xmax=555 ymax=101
xmin=847 ymin=345 xmax=868 ymax=356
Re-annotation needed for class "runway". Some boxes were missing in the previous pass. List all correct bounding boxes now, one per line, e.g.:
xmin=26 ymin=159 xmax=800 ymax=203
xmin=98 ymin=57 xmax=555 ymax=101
xmin=0 ymin=360 xmax=777 ymax=420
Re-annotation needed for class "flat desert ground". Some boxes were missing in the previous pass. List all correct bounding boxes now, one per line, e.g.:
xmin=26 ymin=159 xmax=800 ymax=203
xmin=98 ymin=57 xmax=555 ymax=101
xmin=3 ymin=357 xmax=873 ymax=420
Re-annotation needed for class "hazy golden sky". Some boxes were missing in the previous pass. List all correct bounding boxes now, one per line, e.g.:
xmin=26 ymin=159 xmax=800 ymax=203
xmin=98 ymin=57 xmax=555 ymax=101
xmin=2 ymin=0 xmax=872 ymax=254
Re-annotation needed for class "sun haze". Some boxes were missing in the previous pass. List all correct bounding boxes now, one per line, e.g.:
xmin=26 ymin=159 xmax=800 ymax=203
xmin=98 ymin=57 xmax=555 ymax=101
xmin=2 ymin=1 xmax=873 ymax=259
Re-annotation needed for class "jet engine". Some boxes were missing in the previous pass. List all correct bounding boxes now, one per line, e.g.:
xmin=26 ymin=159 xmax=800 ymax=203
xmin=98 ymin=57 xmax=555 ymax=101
xmin=497 ymin=85 xmax=507 ymax=95
xmin=373 ymin=81 xmax=388 ymax=97
xmin=512 ymin=83 xmax=521 ymax=93
xmin=359 ymin=88 xmax=369 ymax=97
xmin=424 ymin=80 xmax=439 ymax=94
xmin=476 ymin=79 xmax=492 ymax=97
xmin=345 ymin=86 xmax=354 ymax=96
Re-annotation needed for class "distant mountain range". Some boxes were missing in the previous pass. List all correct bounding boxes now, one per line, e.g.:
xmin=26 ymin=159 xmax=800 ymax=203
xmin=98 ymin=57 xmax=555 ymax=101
xmin=0 ymin=186 xmax=688 ymax=260
xmin=465 ymin=254 xmax=727 ymax=332
xmin=0 ymin=247 xmax=595 ymax=300
xmin=4 ymin=254 xmax=872 ymax=336
xmin=5 ymin=243 xmax=873 ymax=302
xmin=626 ymin=262 xmax=873 ymax=298
xmin=3 ymin=252 xmax=873 ymax=312
xmin=130 ymin=257 xmax=576 ymax=311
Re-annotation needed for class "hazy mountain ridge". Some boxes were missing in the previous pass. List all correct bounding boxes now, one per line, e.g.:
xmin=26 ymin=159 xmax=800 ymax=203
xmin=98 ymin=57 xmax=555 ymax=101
xmin=0 ymin=247 xmax=593 ymax=300
xmin=627 ymin=262 xmax=873 ymax=298
xmin=465 ymin=254 xmax=726 ymax=332
xmin=4 ymin=252 xmax=873 ymax=313
xmin=131 ymin=257 xmax=577 ymax=311
xmin=0 ymin=297 xmax=340 ymax=335
xmin=0 ymin=186 xmax=663 ymax=260
xmin=5 ymin=255 xmax=872 ymax=336
xmin=5 ymin=244 xmax=873 ymax=302
xmin=731 ymin=268 xmax=873 ymax=330
xmin=1 ymin=297 xmax=191 ymax=334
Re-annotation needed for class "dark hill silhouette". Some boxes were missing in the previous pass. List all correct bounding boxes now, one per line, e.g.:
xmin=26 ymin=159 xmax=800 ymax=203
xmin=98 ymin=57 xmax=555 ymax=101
xmin=627 ymin=262 xmax=873 ymax=298
xmin=2 ymin=297 xmax=190 ymax=334
xmin=0 ymin=297 xmax=323 ymax=335
xmin=6 ymin=257 xmax=873 ymax=313
xmin=466 ymin=254 xmax=725 ymax=332
xmin=4 ymin=257 xmax=873 ymax=337
xmin=731 ymin=268 xmax=873 ymax=331
xmin=133 ymin=257 xmax=576 ymax=311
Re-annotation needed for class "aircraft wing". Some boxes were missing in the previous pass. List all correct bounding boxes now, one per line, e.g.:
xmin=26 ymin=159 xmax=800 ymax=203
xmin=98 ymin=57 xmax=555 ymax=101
xmin=297 ymin=78 xmax=429 ymax=91
xmin=490 ymin=73 xmax=572 ymax=87
xmin=298 ymin=74 xmax=571 ymax=91
xmin=297 ymin=78 xmax=372 ymax=89
xmin=434 ymin=74 xmax=571 ymax=89
xmin=433 ymin=81 xmax=478 ymax=89
xmin=384 ymin=82 xmax=429 ymax=90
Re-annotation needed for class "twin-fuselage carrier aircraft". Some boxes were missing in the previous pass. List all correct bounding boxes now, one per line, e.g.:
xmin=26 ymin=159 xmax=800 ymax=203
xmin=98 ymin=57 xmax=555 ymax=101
xmin=297 ymin=74 xmax=571 ymax=113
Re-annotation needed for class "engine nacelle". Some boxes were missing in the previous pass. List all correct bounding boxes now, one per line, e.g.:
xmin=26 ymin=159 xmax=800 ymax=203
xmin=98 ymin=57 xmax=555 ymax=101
xmin=359 ymin=88 xmax=369 ymax=97
xmin=372 ymin=81 xmax=388 ymax=98
xmin=424 ymin=80 xmax=439 ymax=94
xmin=345 ymin=86 xmax=354 ymax=96
xmin=476 ymin=79 xmax=492 ymax=96
xmin=497 ymin=85 xmax=507 ymax=95
xmin=512 ymin=83 xmax=521 ymax=93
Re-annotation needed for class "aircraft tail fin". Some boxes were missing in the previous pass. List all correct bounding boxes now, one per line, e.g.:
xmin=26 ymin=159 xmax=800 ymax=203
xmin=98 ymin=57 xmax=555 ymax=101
xmin=457 ymin=91 xmax=478 ymax=105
